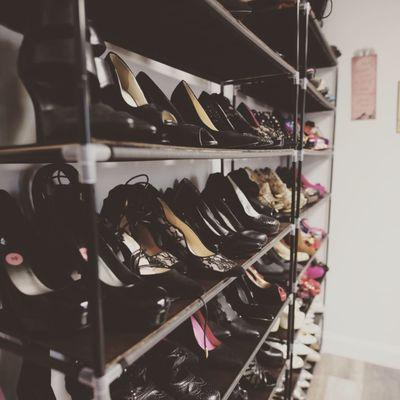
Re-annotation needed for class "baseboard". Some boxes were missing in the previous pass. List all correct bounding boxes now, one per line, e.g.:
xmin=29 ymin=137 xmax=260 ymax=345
xmin=323 ymin=332 xmax=400 ymax=370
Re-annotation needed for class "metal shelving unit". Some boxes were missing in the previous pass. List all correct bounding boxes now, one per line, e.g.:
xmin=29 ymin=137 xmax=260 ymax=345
xmin=0 ymin=0 xmax=336 ymax=399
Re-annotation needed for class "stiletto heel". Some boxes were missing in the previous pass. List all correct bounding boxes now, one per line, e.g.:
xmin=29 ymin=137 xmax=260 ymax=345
xmin=105 ymin=181 xmax=244 ymax=278
xmin=171 ymin=80 xmax=260 ymax=149
xmin=203 ymin=172 xmax=280 ymax=235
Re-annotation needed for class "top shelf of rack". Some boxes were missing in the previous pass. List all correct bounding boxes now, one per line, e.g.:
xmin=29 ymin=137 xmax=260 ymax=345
xmin=243 ymin=6 xmax=337 ymax=69
xmin=85 ymin=0 xmax=296 ymax=83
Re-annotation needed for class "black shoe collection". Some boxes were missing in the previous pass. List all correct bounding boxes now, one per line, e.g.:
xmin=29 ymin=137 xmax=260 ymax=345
xmin=17 ymin=8 xmax=295 ymax=150
xmin=0 ymin=1 xmax=332 ymax=399
xmin=0 ymin=162 xmax=306 ymax=399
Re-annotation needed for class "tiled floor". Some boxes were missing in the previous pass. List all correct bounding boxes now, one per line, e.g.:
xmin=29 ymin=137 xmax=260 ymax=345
xmin=308 ymin=354 xmax=400 ymax=400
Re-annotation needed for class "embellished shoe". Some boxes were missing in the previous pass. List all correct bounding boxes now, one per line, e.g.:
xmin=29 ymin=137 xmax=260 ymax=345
xmin=103 ymin=181 xmax=243 ymax=279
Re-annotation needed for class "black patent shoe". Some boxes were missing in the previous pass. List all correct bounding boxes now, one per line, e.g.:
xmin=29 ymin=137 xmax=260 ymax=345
xmin=105 ymin=181 xmax=243 ymax=279
xmin=225 ymin=279 xmax=275 ymax=322
xmin=209 ymin=293 xmax=261 ymax=340
xmin=166 ymin=179 xmax=266 ymax=259
xmin=18 ymin=18 xmax=157 ymax=144
xmin=245 ymin=267 xmax=287 ymax=309
xmin=171 ymin=81 xmax=260 ymax=149
xmin=258 ymin=343 xmax=285 ymax=367
xmin=0 ymin=190 xmax=89 ymax=334
xmin=29 ymin=164 xmax=171 ymax=329
xmin=203 ymin=173 xmax=280 ymax=235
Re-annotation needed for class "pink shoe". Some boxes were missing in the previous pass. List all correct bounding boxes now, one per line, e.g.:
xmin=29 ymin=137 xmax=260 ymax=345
xmin=300 ymin=219 xmax=327 ymax=239
xmin=306 ymin=265 xmax=326 ymax=279
xmin=301 ymin=175 xmax=327 ymax=197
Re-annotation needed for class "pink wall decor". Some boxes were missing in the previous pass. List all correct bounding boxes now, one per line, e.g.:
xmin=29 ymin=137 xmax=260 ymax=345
xmin=352 ymin=53 xmax=377 ymax=120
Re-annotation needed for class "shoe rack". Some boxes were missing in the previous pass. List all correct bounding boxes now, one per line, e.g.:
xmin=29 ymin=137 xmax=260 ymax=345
xmin=0 ymin=1 xmax=336 ymax=399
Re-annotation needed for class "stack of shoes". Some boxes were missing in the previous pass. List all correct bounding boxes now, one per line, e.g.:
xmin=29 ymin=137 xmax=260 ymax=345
xmin=275 ymin=166 xmax=327 ymax=207
xmin=304 ymin=121 xmax=330 ymax=150
xmin=19 ymin=13 xmax=291 ymax=150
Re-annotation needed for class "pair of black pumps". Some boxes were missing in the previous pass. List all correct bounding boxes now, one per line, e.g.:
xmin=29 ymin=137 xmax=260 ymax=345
xmin=17 ymin=0 xmax=262 ymax=149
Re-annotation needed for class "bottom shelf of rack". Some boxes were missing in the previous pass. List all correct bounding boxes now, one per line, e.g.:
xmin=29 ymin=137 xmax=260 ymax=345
xmin=200 ymin=297 xmax=291 ymax=400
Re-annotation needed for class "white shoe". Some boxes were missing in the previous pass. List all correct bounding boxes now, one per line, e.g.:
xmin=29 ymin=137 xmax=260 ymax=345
xmin=298 ymin=380 xmax=310 ymax=389
xmin=302 ymin=323 xmax=321 ymax=335
xmin=292 ymin=355 xmax=304 ymax=369
xmin=293 ymin=387 xmax=307 ymax=400
xmin=306 ymin=349 xmax=321 ymax=363
xmin=297 ymin=332 xmax=317 ymax=345
xmin=265 ymin=340 xmax=285 ymax=353
xmin=270 ymin=317 xmax=280 ymax=333
xmin=280 ymin=310 xmax=305 ymax=330
xmin=293 ymin=343 xmax=312 ymax=356
xmin=300 ymin=370 xmax=313 ymax=380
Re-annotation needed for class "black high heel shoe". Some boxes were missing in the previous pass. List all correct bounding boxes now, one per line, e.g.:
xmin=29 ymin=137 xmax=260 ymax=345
xmin=104 ymin=52 xmax=217 ymax=148
xmin=29 ymin=164 xmax=171 ymax=329
xmin=228 ymin=168 xmax=277 ymax=217
xmin=136 ymin=71 xmax=218 ymax=148
xmin=208 ymin=293 xmax=261 ymax=339
xmin=171 ymin=81 xmax=260 ymax=149
xmin=100 ymin=186 xmax=204 ymax=300
xmin=0 ymin=190 xmax=89 ymax=333
xmin=224 ymin=278 xmax=275 ymax=322
xmin=201 ymin=93 xmax=275 ymax=149
xmin=165 ymin=179 xmax=266 ymax=259
xmin=18 ymin=9 xmax=156 ymax=144
xmin=103 ymin=181 xmax=243 ymax=279
xmin=203 ymin=173 xmax=280 ymax=235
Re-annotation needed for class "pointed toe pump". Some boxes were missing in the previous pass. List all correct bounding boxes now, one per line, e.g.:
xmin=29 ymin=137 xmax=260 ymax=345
xmin=107 ymin=181 xmax=244 ymax=279
xmin=105 ymin=52 xmax=217 ymax=148
xmin=171 ymin=80 xmax=260 ymax=149
xmin=203 ymin=173 xmax=280 ymax=235
xmin=100 ymin=188 xmax=205 ymax=300
xmin=136 ymin=71 xmax=218 ymax=148
xmin=166 ymin=178 xmax=266 ymax=259
xmin=18 ymin=16 xmax=157 ymax=144
xmin=0 ymin=190 xmax=89 ymax=334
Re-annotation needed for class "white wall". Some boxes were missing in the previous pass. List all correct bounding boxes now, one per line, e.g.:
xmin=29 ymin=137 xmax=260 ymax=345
xmin=322 ymin=0 xmax=400 ymax=369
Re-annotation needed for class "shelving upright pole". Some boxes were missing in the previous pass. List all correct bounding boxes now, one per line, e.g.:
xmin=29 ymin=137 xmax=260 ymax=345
xmin=74 ymin=0 xmax=108 ymax=398
xmin=285 ymin=1 xmax=311 ymax=398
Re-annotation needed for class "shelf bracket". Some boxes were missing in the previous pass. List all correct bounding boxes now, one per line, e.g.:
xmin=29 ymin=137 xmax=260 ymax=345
xmin=61 ymin=143 xmax=112 ymax=184
xmin=300 ymin=77 xmax=308 ymax=91
xmin=297 ymin=149 xmax=304 ymax=162
xmin=292 ymin=71 xmax=300 ymax=86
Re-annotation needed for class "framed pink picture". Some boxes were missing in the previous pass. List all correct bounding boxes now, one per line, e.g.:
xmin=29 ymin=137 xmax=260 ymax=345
xmin=352 ymin=54 xmax=377 ymax=120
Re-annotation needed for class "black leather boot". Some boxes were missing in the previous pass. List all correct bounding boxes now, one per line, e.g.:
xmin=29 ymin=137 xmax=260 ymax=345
xmin=209 ymin=293 xmax=261 ymax=339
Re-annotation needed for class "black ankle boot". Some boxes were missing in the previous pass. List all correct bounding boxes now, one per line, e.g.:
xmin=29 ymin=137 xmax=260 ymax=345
xmin=209 ymin=293 xmax=261 ymax=339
